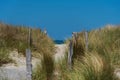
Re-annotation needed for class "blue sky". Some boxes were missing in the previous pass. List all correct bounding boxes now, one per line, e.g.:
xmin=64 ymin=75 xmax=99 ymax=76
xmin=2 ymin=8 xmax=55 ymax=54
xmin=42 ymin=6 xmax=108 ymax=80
xmin=0 ymin=0 xmax=120 ymax=40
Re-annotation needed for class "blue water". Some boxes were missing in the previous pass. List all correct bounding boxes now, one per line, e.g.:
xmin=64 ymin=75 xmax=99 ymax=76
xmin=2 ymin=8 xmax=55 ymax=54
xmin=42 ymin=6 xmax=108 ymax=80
xmin=54 ymin=40 xmax=64 ymax=44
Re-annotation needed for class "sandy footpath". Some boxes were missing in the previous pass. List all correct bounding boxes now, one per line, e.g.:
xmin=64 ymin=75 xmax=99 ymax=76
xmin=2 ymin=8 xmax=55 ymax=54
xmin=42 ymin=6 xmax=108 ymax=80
xmin=54 ymin=44 xmax=67 ymax=62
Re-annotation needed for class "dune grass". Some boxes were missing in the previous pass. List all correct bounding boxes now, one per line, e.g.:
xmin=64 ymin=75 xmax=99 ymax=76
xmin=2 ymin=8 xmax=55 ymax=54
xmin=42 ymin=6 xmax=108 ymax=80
xmin=0 ymin=23 xmax=119 ymax=80
xmin=33 ymin=53 xmax=54 ymax=80
xmin=88 ymin=26 xmax=120 ymax=67
xmin=0 ymin=23 xmax=56 ymax=80
xmin=57 ymin=25 xmax=120 ymax=80
xmin=0 ymin=23 xmax=55 ymax=65
xmin=0 ymin=23 xmax=54 ymax=54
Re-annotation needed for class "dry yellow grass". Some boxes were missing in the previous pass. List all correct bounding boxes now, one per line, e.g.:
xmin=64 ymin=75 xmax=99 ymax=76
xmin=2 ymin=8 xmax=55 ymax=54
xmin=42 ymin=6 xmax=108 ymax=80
xmin=58 ymin=25 xmax=120 ymax=80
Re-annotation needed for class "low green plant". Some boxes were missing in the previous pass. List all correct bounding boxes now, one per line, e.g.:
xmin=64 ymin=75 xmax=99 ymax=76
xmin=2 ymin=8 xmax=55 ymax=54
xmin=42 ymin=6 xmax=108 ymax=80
xmin=32 ymin=63 xmax=46 ymax=80
xmin=0 ymin=48 xmax=12 ymax=66
xmin=33 ymin=52 xmax=54 ymax=80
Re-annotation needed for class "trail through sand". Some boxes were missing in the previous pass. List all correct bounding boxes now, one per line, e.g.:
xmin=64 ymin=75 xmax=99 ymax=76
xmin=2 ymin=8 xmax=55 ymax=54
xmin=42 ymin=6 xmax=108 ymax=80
xmin=54 ymin=44 xmax=67 ymax=62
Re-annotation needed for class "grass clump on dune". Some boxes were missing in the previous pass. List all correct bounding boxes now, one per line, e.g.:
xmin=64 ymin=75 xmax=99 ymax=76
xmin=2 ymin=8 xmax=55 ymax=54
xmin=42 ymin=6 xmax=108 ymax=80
xmin=0 ymin=23 xmax=55 ymax=55
xmin=32 ymin=31 xmax=55 ymax=80
xmin=32 ymin=48 xmax=55 ymax=80
xmin=0 ymin=23 xmax=55 ymax=66
xmin=88 ymin=26 xmax=120 ymax=67
xmin=77 ymin=52 xmax=117 ymax=80
xmin=0 ymin=23 xmax=55 ymax=80
xmin=58 ymin=25 xmax=120 ymax=80
xmin=57 ymin=52 xmax=118 ymax=80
